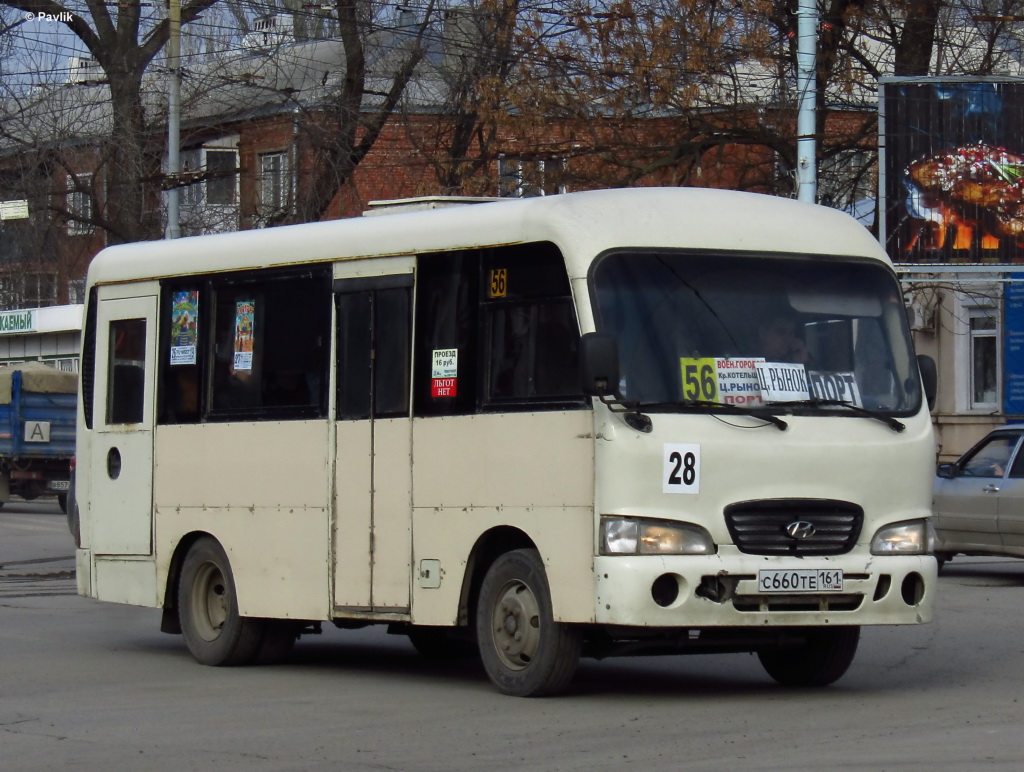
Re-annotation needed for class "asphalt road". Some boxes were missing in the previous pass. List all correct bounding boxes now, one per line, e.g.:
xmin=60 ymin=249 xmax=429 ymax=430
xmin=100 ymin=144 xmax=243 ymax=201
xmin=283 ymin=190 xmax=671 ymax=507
xmin=2 ymin=501 xmax=1023 ymax=771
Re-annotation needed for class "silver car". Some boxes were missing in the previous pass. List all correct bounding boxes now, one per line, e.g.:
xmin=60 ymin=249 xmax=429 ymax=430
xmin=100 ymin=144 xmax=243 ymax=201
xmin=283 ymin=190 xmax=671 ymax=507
xmin=934 ymin=426 xmax=1024 ymax=568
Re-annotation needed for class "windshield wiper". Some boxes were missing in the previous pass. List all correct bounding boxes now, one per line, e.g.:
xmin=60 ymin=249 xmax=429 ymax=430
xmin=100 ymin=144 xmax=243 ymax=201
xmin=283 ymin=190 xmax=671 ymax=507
xmin=777 ymin=398 xmax=906 ymax=433
xmin=640 ymin=400 xmax=788 ymax=431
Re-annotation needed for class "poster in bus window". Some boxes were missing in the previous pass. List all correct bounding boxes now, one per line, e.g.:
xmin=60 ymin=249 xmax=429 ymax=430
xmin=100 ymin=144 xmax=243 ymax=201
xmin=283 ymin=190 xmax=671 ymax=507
xmin=233 ymin=300 xmax=255 ymax=371
xmin=170 ymin=290 xmax=198 ymax=366
xmin=431 ymin=348 xmax=457 ymax=397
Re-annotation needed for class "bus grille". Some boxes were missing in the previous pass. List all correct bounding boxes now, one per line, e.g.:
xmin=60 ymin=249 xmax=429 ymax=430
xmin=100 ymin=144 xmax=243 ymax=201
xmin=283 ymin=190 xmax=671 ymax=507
xmin=724 ymin=500 xmax=863 ymax=556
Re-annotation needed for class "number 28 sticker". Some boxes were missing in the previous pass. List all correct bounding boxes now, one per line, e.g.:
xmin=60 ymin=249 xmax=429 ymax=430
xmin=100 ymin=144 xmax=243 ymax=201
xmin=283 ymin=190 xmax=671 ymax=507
xmin=663 ymin=443 xmax=700 ymax=494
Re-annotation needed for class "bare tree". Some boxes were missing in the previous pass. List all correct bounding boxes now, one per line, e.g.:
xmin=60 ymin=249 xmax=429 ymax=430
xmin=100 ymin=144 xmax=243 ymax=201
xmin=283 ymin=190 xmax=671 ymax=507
xmin=0 ymin=0 xmax=224 ymax=245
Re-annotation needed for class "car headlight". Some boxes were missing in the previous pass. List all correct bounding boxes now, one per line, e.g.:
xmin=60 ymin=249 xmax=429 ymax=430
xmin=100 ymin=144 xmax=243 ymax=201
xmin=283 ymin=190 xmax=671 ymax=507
xmin=870 ymin=519 xmax=934 ymax=556
xmin=600 ymin=517 xmax=716 ymax=555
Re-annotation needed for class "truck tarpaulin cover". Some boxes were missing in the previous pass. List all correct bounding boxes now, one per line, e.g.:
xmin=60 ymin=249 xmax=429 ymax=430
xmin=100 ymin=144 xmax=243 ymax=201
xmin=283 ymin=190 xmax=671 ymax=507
xmin=0 ymin=363 xmax=77 ymax=405
xmin=882 ymin=78 xmax=1024 ymax=264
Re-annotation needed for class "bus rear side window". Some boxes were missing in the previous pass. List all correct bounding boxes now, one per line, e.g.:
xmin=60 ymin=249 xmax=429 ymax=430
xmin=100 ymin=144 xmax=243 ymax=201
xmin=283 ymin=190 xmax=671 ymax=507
xmin=107 ymin=318 xmax=146 ymax=424
xmin=208 ymin=271 xmax=330 ymax=419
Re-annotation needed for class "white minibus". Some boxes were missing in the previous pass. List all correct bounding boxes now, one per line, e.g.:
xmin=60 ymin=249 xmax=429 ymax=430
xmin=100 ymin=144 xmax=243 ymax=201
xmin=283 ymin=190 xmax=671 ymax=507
xmin=73 ymin=188 xmax=937 ymax=696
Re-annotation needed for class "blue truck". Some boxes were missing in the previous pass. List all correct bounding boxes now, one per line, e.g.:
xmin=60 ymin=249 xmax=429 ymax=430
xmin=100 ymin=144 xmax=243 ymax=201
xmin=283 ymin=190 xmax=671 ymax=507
xmin=0 ymin=364 xmax=77 ymax=513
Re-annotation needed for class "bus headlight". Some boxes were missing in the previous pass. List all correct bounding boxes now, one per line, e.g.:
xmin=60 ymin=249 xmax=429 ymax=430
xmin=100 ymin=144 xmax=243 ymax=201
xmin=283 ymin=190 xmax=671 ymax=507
xmin=600 ymin=517 xmax=717 ymax=555
xmin=870 ymin=519 xmax=933 ymax=555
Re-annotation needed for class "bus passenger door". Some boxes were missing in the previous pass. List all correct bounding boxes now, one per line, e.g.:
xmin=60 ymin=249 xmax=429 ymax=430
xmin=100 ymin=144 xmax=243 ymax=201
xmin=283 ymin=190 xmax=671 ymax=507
xmin=89 ymin=292 xmax=158 ymax=555
xmin=333 ymin=271 xmax=413 ymax=613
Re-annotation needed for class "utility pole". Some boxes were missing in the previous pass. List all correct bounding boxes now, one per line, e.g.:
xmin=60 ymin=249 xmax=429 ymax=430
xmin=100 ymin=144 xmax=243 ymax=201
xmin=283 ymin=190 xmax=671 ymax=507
xmin=166 ymin=0 xmax=182 ymax=239
xmin=795 ymin=0 xmax=817 ymax=204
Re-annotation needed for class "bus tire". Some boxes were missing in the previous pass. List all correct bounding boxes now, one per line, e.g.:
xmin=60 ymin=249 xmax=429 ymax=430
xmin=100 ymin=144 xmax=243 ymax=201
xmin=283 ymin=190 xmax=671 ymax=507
xmin=475 ymin=548 xmax=582 ymax=697
xmin=758 ymin=626 xmax=860 ymax=687
xmin=178 ymin=537 xmax=262 ymax=666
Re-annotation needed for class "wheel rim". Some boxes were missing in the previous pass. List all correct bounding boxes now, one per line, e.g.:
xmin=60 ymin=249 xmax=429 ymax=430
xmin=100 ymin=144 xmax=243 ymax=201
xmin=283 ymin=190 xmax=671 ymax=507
xmin=190 ymin=561 xmax=229 ymax=642
xmin=489 ymin=578 xmax=542 ymax=670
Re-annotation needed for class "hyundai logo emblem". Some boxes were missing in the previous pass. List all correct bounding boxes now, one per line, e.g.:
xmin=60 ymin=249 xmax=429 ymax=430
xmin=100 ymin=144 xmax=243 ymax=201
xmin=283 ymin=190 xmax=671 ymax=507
xmin=785 ymin=520 xmax=816 ymax=539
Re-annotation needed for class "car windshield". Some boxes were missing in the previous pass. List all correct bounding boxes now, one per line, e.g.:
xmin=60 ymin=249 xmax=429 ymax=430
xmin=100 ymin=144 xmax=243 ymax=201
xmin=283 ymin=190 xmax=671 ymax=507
xmin=590 ymin=250 xmax=921 ymax=415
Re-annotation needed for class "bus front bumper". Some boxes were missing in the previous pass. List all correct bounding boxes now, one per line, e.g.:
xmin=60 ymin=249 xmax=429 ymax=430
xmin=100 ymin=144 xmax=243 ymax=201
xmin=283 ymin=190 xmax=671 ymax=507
xmin=593 ymin=552 xmax=936 ymax=628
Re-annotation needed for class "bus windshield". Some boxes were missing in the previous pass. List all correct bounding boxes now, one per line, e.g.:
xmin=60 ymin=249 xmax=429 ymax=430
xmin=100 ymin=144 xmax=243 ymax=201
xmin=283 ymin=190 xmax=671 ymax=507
xmin=590 ymin=250 xmax=921 ymax=415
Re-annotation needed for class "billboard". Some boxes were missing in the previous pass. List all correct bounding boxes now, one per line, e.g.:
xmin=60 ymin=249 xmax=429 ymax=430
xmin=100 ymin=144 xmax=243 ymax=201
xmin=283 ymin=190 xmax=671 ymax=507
xmin=880 ymin=78 xmax=1024 ymax=264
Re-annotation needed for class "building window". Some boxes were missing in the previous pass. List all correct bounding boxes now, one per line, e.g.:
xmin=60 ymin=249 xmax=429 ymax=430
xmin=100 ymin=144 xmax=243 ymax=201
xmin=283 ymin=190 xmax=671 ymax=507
xmin=206 ymin=150 xmax=238 ymax=206
xmin=24 ymin=273 xmax=57 ymax=307
xmin=68 ymin=277 xmax=87 ymax=305
xmin=0 ymin=272 xmax=58 ymax=307
xmin=258 ymin=151 xmax=290 ymax=221
xmin=970 ymin=311 xmax=999 ymax=408
xmin=182 ymin=147 xmax=237 ymax=208
xmin=955 ymin=287 xmax=1001 ymax=413
xmin=66 ymin=173 xmax=93 ymax=235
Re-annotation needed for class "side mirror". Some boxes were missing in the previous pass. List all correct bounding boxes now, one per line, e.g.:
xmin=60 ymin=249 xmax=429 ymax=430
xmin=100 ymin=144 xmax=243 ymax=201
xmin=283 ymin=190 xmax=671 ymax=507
xmin=937 ymin=462 xmax=958 ymax=479
xmin=917 ymin=354 xmax=937 ymax=412
xmin=579 ymin=332 xmax=620 ymax=398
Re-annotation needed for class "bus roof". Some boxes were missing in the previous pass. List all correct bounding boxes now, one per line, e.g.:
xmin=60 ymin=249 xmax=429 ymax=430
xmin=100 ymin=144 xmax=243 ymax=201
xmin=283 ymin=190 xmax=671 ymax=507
xmin=86 ymin=188 xmax=889 ymax=287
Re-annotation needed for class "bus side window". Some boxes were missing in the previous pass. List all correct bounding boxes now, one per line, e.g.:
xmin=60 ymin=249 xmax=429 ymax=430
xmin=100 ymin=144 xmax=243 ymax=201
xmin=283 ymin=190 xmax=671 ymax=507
xmin=156 ymin=269 xmax=330 ymax=423
xmin=414 ymin=251 xmax=479 ymax=417
xmin=336 ymin=291 xmax=372 ymax=420
xmin=107 ymin=318 xmax=147 ymax=425
xmin=481 ymin=244 xmax=583 ymax=408
xmin=374 ymin=288 xmax=411 ymax=416
xmin=336 ymin=284 xmax=411 ymax=420
xmin=158 ymin=285 xmax=203 ymax=425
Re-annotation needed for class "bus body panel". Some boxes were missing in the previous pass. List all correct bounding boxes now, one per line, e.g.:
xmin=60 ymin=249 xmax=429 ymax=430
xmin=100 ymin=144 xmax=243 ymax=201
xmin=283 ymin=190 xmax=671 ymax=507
xmin=152 ymin=421 xmax=332 ymax=620
xmin=92 ymin=556 xmax=158 ymax=607
xmin=408 ymin=411 xmax=595 ymax=625
xmin=411 ymin=412 xmax=594 ymax=508
xmin=85 ymin=190 xmax=885 ymax=291
xmin=154 ymin=421 xmax=330 ymax=509
xmin=333 ymin=420 xmax=373 ymax=609
xmin=593 ymin=411 xmax=935 ymax=541
xmin=410 ymin=506 xmax=596 ymax=627
xmin=86 ymin=291 xmax=158 ymax=557
xmin=365 ymin=416 xmax=413 ymax=611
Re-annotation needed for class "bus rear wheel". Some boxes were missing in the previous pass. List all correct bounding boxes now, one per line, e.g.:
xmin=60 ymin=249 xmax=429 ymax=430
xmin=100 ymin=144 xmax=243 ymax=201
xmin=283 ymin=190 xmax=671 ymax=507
xmin=476 ymin=548 xmax=582 ymax=697
xmin=178 ymin=537 xmax=263 ymax=666
xmin=758 ymin=626 xmax=860 ymax=687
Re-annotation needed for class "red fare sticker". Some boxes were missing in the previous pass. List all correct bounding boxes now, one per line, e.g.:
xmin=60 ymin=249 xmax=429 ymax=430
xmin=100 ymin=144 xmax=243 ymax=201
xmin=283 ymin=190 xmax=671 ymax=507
xmin=432 ymin=378 xmax=457 ymax=397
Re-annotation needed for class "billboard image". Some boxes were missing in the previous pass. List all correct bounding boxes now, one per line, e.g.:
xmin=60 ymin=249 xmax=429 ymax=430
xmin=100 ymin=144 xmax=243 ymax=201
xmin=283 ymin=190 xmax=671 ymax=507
xmin=881 ymin=78 xmax=1024 ymax=263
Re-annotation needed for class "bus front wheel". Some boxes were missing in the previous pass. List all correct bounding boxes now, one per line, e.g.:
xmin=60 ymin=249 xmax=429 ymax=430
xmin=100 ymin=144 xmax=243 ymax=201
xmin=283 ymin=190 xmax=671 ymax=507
xmin=476 ymin=548 xmax=582 ymax=697
xmin=758 ymin=626 xmax=860 ymax=687
xmin=178 ymin=537 xmax=263 ymax=666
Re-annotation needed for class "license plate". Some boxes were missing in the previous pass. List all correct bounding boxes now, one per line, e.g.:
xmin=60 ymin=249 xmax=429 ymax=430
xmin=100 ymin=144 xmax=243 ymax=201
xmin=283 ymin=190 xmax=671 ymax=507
xmin=758 ymin=569 xmax=843 ymax=594
xmin=48 ymin=480 xmax=70 ymax=491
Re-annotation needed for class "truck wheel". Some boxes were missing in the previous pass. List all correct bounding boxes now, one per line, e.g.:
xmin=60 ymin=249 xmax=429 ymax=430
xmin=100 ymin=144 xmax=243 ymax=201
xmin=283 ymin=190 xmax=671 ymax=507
xmin=758 ymin=626 xmax=860 ymax=687
xmin=67 ymin=502 xmax=81 ymax=548
xmin=178 ymin=537 xmax=262 ymax=666
xmin=57 ymin=493 xmax=68 ymax=514
xmin=476 ymin=548 xmax=582 ymax=697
